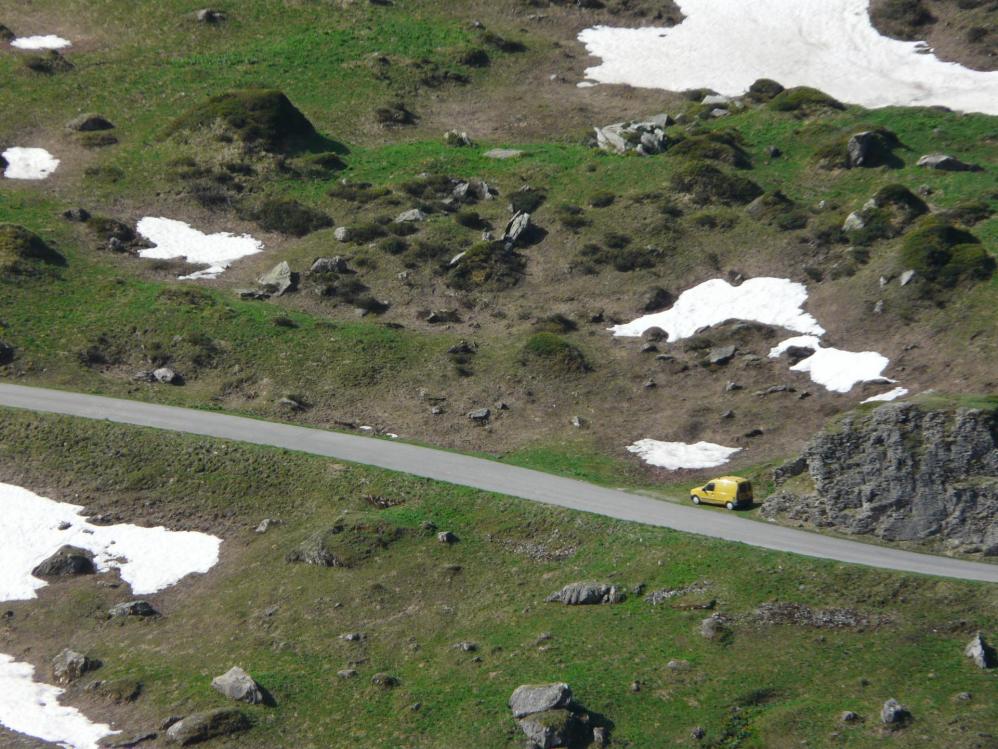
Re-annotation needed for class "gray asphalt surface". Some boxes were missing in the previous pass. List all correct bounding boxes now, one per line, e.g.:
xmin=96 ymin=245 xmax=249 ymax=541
xmin=1 ymin=383 xmax=996 ymax=582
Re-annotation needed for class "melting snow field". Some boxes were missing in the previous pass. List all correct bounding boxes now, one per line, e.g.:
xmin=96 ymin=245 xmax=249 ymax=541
xmin=10 ymin=35 xmax=71 ymax=50
xmin=2 ymin=147 xmax=60 ymax=180
xmin=768 ymin=336 xmax=891 ymax=393
xmin=609 ymin=278 xmax=824 ymax=340
xmin=0 ymin=482 xmax=221 ymax=602
xmin=136 ymin=216 xmax=263 ymax=279
xmin=0 ymin=655 xmax=116 ymax=749
xmin=0 ymin=483 xmax=221 ymax=747
xmin=627 ymin=439 xmax=741 ymax=470
xmin=578 ymin=0 xmax=998 ymax=115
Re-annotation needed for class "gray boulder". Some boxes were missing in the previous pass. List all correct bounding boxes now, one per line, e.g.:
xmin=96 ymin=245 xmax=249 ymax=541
xmin=52 ymin=649 xmax=98 ymax=684
xmin=847 ymin=131 xmax=881 ymax=168
xmin=258 ymin=261 xmax=297 ymax=296
xmin=708 ymin=345 xmax=736 ymax=365
xmin=880 ymin=698 xmax=910 ymax=726
xmin=917 ymin=153 xmax=981 ymax=172
xmin=211 ymin=667 xmax=264 ymax=704
xmin=501 ymin=211 xmax=531 ymax=246
xmin=640 ymin=287 xmax=673 ymax=313
xmin=108 ymin=600 xmax=158 ymax=618
xmin=165 ymin=708 xmax=250 ymax=745
xmin=699 ymin=614 xmax=729 ymax=640
xmin=195 ymin=9 xmax=226 ymax=23
xmin=468 ymin=408 xmax=491 ymax=423
xmin=395 ymin=208 xmax=427 ymax=223
xmin=509 ymin=682 xmax=572 ymax=718
xmin=965 ymin=633 xmax=996 ymax=669
xmin=32 ymin=546 xmax=95 ymax=577
xmin=309 ymin=256 xmax=351 ymax=274
xmin=333 ymin=226 xmax=351 ymax=242
xmin=153 ymin=367 xmax=180 ymax=385
xmin=518 ymin=709 xmax=576 ymax=749
xmin=545 ymin=582 xmax=624 ymax=605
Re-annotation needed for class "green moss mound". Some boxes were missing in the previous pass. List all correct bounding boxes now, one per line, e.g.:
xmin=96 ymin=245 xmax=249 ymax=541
xmin=746 ymin=191 xmax=808 ymax=230
xmin=167 ymin=89 xmax=318 ymax=151
xmin=769 ymin=86 xmax=844 ymax=113
xmin=447 ymin=241 xmax=525 ymax=291
xmin=670 ymin=161 xmax=763 ymax=205
xmin=670 ymin=131 xmax=751 ymax=168
xmin=521 ymin=333 xmax=590 ymax=374
xmin=286 ymin=517 xmax=406 ymax=568
xmin=899 ymin=216 xmax=994 ymax=287
xmin=0 ymin=224 xmax=66 ymax=277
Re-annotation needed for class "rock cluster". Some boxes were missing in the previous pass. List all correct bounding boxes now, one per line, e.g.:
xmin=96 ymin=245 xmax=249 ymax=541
xmin=763 ymin=403 xmax=998 ymax=554
xmin=545 ymin=582 xmax=624 ymax=605
xmin=595 ymin=114 xmax=671 ymax=155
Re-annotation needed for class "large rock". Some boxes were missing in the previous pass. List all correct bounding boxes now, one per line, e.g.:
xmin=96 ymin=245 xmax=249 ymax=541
xmin=211 ymin=667 xmax=265 ymax=704
xmin=763 ymin=403 xmax=998 ymax=554
xmin=165 ymin=708 xmax=250 ymax=745
xmin=153 ymin=367 xmax=181 ymax=385
xmin=595 ymin=114 xmax=671 ymax=156
xmin=509 ymin=683 xmax=572 ymax=718
xmin=880 ymin=698 xmax=910 ymax=726
xmin=51 ymin=649 xmax=98 ymax=684
xmin=108 ymin=600 xmax=158 ymax=618
xmin=0 ymin=340 xmax=14 ymax=365
xmin=545 ymin=582 xmax=624 ymax=605
xmin=517 ymin=709 xmax=576 ymax=749
xmin=847 ymin=131 xmax=881 ymax=168
xmin=309 ymin=256 xmax=351 ymax=274
xmin=31 ymin=546 xmax=95 ymax=577
xmin=258 ymin=261 xmax=297 ymax=296
xmin=965 ymin=633 xmax=996 ymax=669
xmin=917 ymin=154 xmax=981 ymax=172
xmin=501 ymin=211 xmax=531 ymax=246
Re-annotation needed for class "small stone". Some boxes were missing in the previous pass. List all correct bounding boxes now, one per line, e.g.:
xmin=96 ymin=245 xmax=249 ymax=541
xmin=630 ymin=680 xmax=641 ymax=692
xmin=371 ymin=672 xmax=400 ymax=689
xmin=196 ymin=8 xmax=226 ymax=23
xmin=899 ymin=270 xmax=916 ymax=286
xmin=437 ymin=530 xmax=458 ymax=544
xmin=467 ymin=408 xmax=490 ymax=423
xmin=337 ymin=669 xmax=358 ymax=679
xmin=165 ymin=708 xmax=250 ymax=745
xmin=721 ymin=410 xmax=735 ymax=419
xmin=691 ymin=726 xmax=706 ymax=740
xmin=453 ymin=641 xmax=478 ymax=652
xmin=67 ymin=114 xmax=115 ymax=132
xmin=395 ymin=208 xmax=428 ymax=223
xmin=570 ymin=415 xmax=586 ymax=429
xmin=255 ymin=518 xmax=279 ymax=533
xmin=708 ymin=345 xmax=736 ymax=365
xmin=62 ymin=207 xmax=92 ymax=222
xmin=483 ymin=148 xmax=523 ymax=160
xmin=725 ymin=381 xmax=743 ymax=392
xmin=334 ymin=226 xmax=351 ymax=242
xmin=840 ymin=710 xmax=859 ymax=723
xmin=153 ymin=367 xmax=180 ymax=385
xmin=916 ymin=153 xmax=981 ymax=172
xmin=52 ymin=649 xmax=98 ymax=684
xmin=643 ymin=379 xmax=657 ymax=389
xmin=666 ymin=659 xmax=691 ymax=671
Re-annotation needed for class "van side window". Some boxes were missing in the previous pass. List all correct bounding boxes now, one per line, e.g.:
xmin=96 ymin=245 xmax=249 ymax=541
xmin=705 ymin=483 xmax=715 ymax=492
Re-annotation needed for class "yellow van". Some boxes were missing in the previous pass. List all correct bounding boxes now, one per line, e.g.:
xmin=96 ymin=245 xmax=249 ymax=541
xmin=690 ymin=476 xmax=752 ymax=510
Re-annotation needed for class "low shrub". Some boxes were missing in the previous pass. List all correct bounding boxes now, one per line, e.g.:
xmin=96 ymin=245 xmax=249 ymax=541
xmin=249 ymin=198 xmax=332 ymax=237
xmin=670 ymin=161 xmax=763 ymax=205
xmin=521 ymin=333 xmax=590 ymax=374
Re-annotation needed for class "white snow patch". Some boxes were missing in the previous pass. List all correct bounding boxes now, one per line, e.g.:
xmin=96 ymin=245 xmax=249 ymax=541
xmin=2 ymin=147 xmax=60 ymax=180
xmin=769 ymin=336 xmax=892 ymax=393
xmin=578 ymin=0 xmax=998 ymax=115
xmin=0 ymin=482 xmax=222 ymax=603
xmin=0 ymin=654 xmax=116 ymax=749
xmin=610 ymin=277 xmax=824 ymax=340
xmin=862 ymin=386 xmax=909 ymax=403
xmin=10 ymin=35 xmax=71 ymax=50
xmin=136 ymin=217 xmax=263 ymax=280
xmin=626 ymin=439 xmax=741 ymax=470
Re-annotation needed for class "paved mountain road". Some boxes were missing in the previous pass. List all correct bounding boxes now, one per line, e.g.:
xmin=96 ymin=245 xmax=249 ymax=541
xmin=1 ymin=383 xmax=996 ymax=582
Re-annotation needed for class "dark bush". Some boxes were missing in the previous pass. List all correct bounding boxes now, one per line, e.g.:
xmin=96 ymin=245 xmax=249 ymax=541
xmin=167 ymin=89 xmax=318 ymax=151
xmin=589 ymin=191 xmax=616 ymax=208
xmin=23 ymin=51 xmax=74 ymax=74
xmin=455 ymin=210 xmax=484 ymax=229
xmin=510 ymin=188 xmax=546 ymax=214
xmin=670 ymin=161 xmax=763 ymax=205
xmin=0 ymin=223 xmax=66 ymax=276
xmin=447 ymin=241 xmax=525 ymax=291
xmin=377 ymin=237 xmax=409 ymax=255
xmin=871 ymin=0 xmax=936 ymax=39
xmin=375 ymin=101 xmax=417 ymax=126
xmin=458 ymin=47 xmax=491 ymax=67
xmin=899 ymin=216 xmax=993 ymax=287
xmin=534 ymin=313 xmax=578 ymax=333
xmin=521 ymin=333 xmax=590 ymax=374
xmin=670 ymin=131 xmax=751 ymax=168
xmin=746 ymin=78 xmax=785 ymax=102
xmin=328 ymin=182 xmax=391 ymax=204
xmin=250 ymin=198 xmax=332 ymax=237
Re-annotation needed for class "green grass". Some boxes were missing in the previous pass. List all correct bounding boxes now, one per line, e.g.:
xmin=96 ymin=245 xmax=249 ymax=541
xmin=1 ymin=409 xmax=996 ymax=748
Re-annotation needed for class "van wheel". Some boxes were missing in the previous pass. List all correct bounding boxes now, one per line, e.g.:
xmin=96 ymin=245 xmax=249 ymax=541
xmin=725 ymin=501 xmax=735 ymax=510
xmin=691 ymin=496 xmax=700 ymax=505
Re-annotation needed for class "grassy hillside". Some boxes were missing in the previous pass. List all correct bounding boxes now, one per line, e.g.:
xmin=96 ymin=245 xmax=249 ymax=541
xmin=0 ymin=409 xmax=996 ymax=748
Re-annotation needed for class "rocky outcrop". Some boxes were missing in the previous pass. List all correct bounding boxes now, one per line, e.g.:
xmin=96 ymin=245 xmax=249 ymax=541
xmin=965 ymin=633 xmax=996 ymax=669
xmin=509 ymin=683 xmax=572 ymax=718
xmin=763 ymin=403 xmax=998 ymax=555
xmin=52 ymin=649 xmax=99 ymax=684
xmin=595 ymin=114 xmax=671 ymax=155
xmin=545 ymin=582 xmax=624 ymax=605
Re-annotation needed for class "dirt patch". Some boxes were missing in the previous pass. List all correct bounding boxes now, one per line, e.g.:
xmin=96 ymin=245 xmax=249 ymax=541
xmin=869 ymin=0 xmax=998 ymax=71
